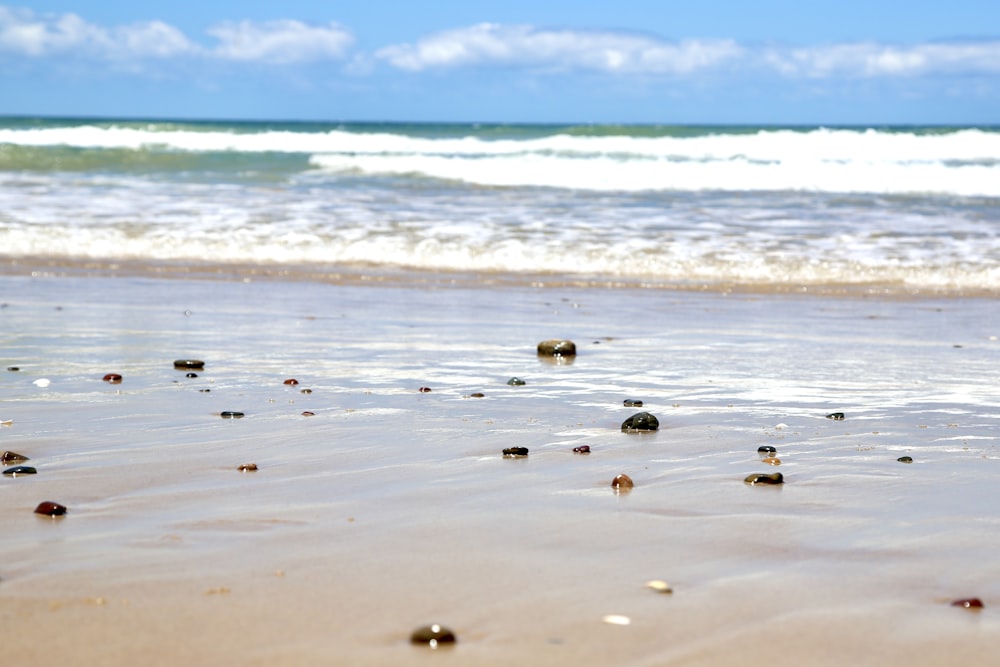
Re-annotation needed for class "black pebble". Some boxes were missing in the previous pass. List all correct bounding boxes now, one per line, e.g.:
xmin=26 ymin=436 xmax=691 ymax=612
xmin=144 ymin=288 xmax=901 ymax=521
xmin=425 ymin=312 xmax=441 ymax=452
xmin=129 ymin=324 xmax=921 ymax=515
xmin=185 ymin=372 xmax=198 ymax=378
xmin=220 ymin=411 xmax=245 ymax=419
xmin=410 ymin=624 xmax=456 ymax=647
xmin=6 ymin=367 xmax=19 ymax=372
xmin=758 ymin=445 xmax=777 ymax=454
xmin=623 ymin=399 xmax=643 ymax=407
xmin=1 ymin=451 xmax=29 ymax=464
xmin=826 ymin=412 xmax=845 ymax=420
xmin=507 ymin=377 xmax=526 ymax=386
xmin=3 ymin=466 xmax=37 ymax=476
xmin=503 ymin=447 xmax=529 ymax=457
xmin=174 ymin=359 xmax=205 ymax=370
xmin=572 ymin=445 xmax=591 ymax=454
xmin=897 ymin=456 xmax=913 ymax=463
xmin=621 ymin=412 xmax=659 ymax=432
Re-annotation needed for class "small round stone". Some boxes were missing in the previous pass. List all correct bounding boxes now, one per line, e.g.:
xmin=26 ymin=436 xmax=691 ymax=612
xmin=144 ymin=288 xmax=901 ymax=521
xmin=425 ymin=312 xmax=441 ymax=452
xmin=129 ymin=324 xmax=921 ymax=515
xmin=572 ymin=445 xmax=591 ymax=454
xmin=418 ymin=387 xmax=432 ymax=393
xmin=744 ymin=472 xmax=784 ymax=485
xmin=764 ymin=457 xmax=782 ymax=466
xmin=302 ymin=411 xmax=315 ymax=416
xmin=410 ymin=624 xmax=456 ymax=648
xmin=623 ymin=399 xmax=644 ymax=407
xmin=283 ymin=378 xmax=299 ymax=385
xmin=174 ymin=359 xmax=205 ymax=370
xmin=102 ymin=373 xmax=122 ymax=384
xmin=621 ymin=412 xmax=659 ymax=432
xmin=611 ymin=473 xmax=634 ymax=489
xmin=503 ymin=447 xmax=529 ymax=458
xmin=300 ymin=388 xmax=312 ymax=394
xmin=951 ymin=598 xmax=984 ymax=610
xmin=537 ymin=339 xmax=576 ymax=357
xmin=3 ymin=466 xmax=37 ymax=476
xmin=897 ymin=456 xmax=913 ymax=463
xmin=507 ymin=377 xmax=526 ymax=386
xmin=238 ymin=463 xmax=258 ymax=472
xmin=757 ymin=445 xmax=777 ymax=455
xmin=34 ymin=501 xmax=67 ymax=516
xmin=220 ymin=411 xmax=245 ymax=419
xmin=185 ymin=372 xmax=198 ymax=378
xmin=1 ymin=451 xmax=29 ymax=464
xmin=826 ymin=412 xmax=845 ymax=420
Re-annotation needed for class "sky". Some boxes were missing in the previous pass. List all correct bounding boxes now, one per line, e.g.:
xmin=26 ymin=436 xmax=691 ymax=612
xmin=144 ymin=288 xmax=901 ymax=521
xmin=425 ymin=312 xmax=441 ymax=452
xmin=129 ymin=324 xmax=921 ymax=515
xmin=1 ymin=1 xmax=999 ymax=124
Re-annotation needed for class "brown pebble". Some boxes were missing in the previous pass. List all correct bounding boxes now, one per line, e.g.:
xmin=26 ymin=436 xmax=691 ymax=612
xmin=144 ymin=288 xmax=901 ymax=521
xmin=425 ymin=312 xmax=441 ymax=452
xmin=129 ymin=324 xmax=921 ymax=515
xmin=2 ymin=451 xmax=29 ymax=464
xmin=283 ymin=378 xmax=299 ymax=385
xmin=238 ymin=463 xmax=258 ymax=472
xmin=503 ymin=447 xmax=529 ymax=458
xmin=410 ymin=624 xmax=456 ymax=648
xmin=764 ymin=457 xmax=782 ymax=466
xmin=611 ymin=473 xmax=634 ymax=489
xmin=34 ymin=501 xmax=67 ymax=516
xmin=418 ymin=386 xmax=432 ymax=393
xmin=573 ymin=445 xmax=591 ymax=454
xmin=537 ymin=339 xmax=576 ymax=357
xmin=951 ymin=598 xmax=984 ymax=610
xmin=744 ymin=472 xmax=784 ymax=485
xmin=468 ymin=392 xmax=485 ymax=398
xmin=174 ymin=359 xmax=205 ymax=370
xmin=301 ymin=411 xmax=315 ymax=416
xmin=102 ymin=373 xmax=122 ymax=384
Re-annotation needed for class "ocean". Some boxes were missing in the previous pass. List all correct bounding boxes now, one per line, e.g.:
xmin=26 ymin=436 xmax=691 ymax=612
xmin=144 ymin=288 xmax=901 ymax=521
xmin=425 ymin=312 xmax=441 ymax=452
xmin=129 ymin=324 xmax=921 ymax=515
xmin=2 ymin=117 xmax=998 ymax=294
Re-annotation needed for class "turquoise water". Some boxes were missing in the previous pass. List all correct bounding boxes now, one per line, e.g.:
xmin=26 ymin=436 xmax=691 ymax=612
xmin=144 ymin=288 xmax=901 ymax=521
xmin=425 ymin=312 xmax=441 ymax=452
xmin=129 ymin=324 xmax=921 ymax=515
xmin=1 ymin=116 xmax=999 ymax=292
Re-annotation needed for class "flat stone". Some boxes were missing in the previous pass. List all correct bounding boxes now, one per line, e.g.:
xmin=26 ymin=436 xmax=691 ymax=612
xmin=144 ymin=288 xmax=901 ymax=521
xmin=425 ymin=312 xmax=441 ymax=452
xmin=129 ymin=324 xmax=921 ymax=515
xmin=410 ymin=624 xmax=456 ymax=648
xmin=826 ymin=412 xmax=845 ymax=420
xmin=951 ymin=598 xmax=984 ymax=610
xmin=623 ymin=399 xmax=643 ymax=407
xmin=621 ymin=412 xmax=659 ymax=432
xmin=537 ymin=339 xmax=576 ymax=357
xmin=744 ymin=472 xmax=784 ymax=485
xmin=572 ymin=445 xmax=591 ymax=454
xmin=102 ymin=373 xmax=122 ymax=383
xmin=174 ymin=359 xmax=205 ymax=370
xmin=238 ymin=463 xmax=258 ymax=472
xmin=897 ymin=456 xmax=913 ymax=463
xmin=283 ymin=378 xmax=299 ymax=385
xmin=503 ymin=447 xmax=529 ymax=458
xmin=220 ymin=411 xmax=245 ymax=419
xmin=507 ymin=377 xmax=526 ymax=386
xmin=757 ymin=445 xmax=777 ymax=454
xmin=34 ymin=501 xmax=67 ymax=516
xmin=3 ymin=466 xmax=37 ymax=476
xmin=1 ymin=451 xmax=29 ymax=464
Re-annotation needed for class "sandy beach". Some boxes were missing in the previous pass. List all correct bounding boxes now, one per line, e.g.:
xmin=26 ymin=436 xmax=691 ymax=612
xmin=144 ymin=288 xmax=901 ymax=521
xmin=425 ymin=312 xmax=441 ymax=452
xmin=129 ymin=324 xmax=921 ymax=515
xmin=1 ymin=270 xmax=998 ymax=665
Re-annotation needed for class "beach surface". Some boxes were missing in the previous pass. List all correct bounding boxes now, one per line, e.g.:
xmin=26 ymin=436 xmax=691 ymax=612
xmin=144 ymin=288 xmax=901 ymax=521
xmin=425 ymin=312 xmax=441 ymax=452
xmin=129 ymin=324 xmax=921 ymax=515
xmin=2 ymin=271 xmax=999 ymax=666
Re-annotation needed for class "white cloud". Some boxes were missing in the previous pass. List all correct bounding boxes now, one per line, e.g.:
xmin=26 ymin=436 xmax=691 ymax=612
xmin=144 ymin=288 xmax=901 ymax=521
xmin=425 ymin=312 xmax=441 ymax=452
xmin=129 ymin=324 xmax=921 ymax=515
xmin=206 ymin=20 xmax=353 ymax=64
xmin=376 ymin=23 xmax=743 ymax=74
xmin=762 ymin=41 xmax=1000 ymax=78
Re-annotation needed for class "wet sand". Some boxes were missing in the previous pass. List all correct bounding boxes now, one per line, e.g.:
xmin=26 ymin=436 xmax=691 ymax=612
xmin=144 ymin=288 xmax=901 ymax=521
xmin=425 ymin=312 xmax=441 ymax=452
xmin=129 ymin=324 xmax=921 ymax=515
xmin=2 ymin=272 xmax=999 ymax=666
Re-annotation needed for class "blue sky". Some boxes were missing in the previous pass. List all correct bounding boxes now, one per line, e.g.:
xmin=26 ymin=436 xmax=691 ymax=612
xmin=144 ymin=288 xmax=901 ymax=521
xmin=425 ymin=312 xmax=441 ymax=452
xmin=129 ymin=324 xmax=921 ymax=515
xmin=2 ymin=1 xmax=999 ymax=124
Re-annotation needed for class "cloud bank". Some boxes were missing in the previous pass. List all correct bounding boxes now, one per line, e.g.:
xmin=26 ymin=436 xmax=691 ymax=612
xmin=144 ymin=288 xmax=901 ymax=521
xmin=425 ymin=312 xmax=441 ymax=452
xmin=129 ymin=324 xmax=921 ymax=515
xmin=1 ymin=5 xmax=998 ymax=79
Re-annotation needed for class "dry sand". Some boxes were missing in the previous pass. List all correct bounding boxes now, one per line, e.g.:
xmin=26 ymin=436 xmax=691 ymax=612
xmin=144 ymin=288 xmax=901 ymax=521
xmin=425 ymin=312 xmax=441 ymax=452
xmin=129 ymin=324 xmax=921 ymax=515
xmin=2 ymin=272 xmax=999 ymax=665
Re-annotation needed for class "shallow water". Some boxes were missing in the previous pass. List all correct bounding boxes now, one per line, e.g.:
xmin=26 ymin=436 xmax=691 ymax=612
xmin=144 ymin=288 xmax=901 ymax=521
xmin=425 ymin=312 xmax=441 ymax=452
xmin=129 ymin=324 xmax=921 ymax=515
xmin=1 ymin=274 xmax=999 ymax=665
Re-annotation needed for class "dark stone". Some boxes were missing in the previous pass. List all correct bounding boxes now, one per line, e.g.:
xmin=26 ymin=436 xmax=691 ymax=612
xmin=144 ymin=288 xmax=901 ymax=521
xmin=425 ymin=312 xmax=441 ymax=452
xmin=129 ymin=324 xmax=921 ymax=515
xmin=238 ymin=463 xmax=258 ymax=472
xmin=507 ymin=377 xmax=526 ymax=386
xmin=1 ymin=451 xmax=29 ymax=464
xmin=6 ymin=367 xmax=19 ymax=372
xmin=503 ymin=447 xmax=529 ymax=457
xmin=537 ymin=339 xmax=576 ymax=357
xmin=3 ymin=466 xmax=37 ymax=476
xmin=826 ymin=412 xmax=845 ymax=420
xmin=758 ymin=445 xmax=777 ymax=454
xmin=951 ymin=598 xmax=984 ymax=610
xmin=102 ymin=373 xmax=122 ymax=383
xmin=611 ymin=473 xmax=634 ymax=489
xmin=300 ymin=388 xmax=312 ymax=394
xmin=468 ymin=392 xmax=485 ymax=398
xmin=186 ymin=372 xmax=198 ymax=378
xmin=199 ymin=389 xmax=211 ymax=393
xmin=573 ymin=445 xmax=591 ymax=454
xmin=302 ymin=411 xmax=315 ymax=416
xmin=174 ymin=359 xmax=205 ymax=370
xmin=621 ymin=412 xmax=659 ymax=432
xmin=418 ymin=387 xmax=432 ymax=393
xmin=410 ymin=624 xmax=456 ymax=647
xmin=623 ymin=399 xmax=643 ymax=407
xmin=744 ymin=472 xmax=784 ymax=485
xmin=34 ymin=501 xmax=67 ymax=516
xmin=283 ymin=378 xmax=299 ymax=385
xmin=220 ymin=411 xmax=245 ymax=419
xmin=897 ymin=456 xmax=913 ymax=463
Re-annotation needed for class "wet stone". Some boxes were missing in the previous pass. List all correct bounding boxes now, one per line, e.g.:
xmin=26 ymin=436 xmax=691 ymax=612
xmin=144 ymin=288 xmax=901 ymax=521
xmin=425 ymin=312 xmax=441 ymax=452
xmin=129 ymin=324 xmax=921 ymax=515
xmin=572 ymin=445 xmax=591 ymax=454
xmin=744 ymin=472 xmax=784 ymax=485
xmin=468 ymin=392 xmax=485 ymax=398
xmin=623 ymin=399 xmax=643 ymax=407
xmin=418 ymin=387 xmax=432 ymax=393
xmin=174 ymin=359 xmax=205 ymax=370
xmin=537 ymin=339 xmax=576 ymax=357
xmin=503 ymin=447 xmax=529 ymax=458
xmin=220 ymin=411 xmax=245 ymax=419
xmin=102 ymin=373 xmax=122 ymax=383
xmin=300 ymin=388 xmax=312 ymax=394
xmin=764 ymin=457 xmax=782 ymax=466
xmin=302 ymin=411 xmax=315 ymax=416
xmin=199 ymin=389 xmax=211 ymax=393
xmin=185 ymin=372 xmax=198 ymax=378
xmin=283 ymin=378 xmax=299 ymax=385
xmin=897 ymin=456 xmax=914 ymax=463
xmin=757 ymin=445 xmax=777 ymax=455
xmin=410 ymin=624 xmax=456 ymax=648
xmin=1 ymin=451 xmax=29 ymax=464
xmin=951 ymin=598 xmax=984 ymax=610
xmin=238 ymin=463 xmax=258 ymax=472
xmin=621 ymin=412 xmax=659 ymax=432
xmin=34 ymin=501 xmax=67 ymax=517
xmin=611 ymin=473 xmax=634 ymax=489
xmin=826 ymin=412 xmax=846 ymax=420
xmin=6 ymin=367 xmax=19 ymax=372
xmin=507 ymin=377 xmax=526 ymax=386
xmin=3 ymin=466 xmax=37 ymax=476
